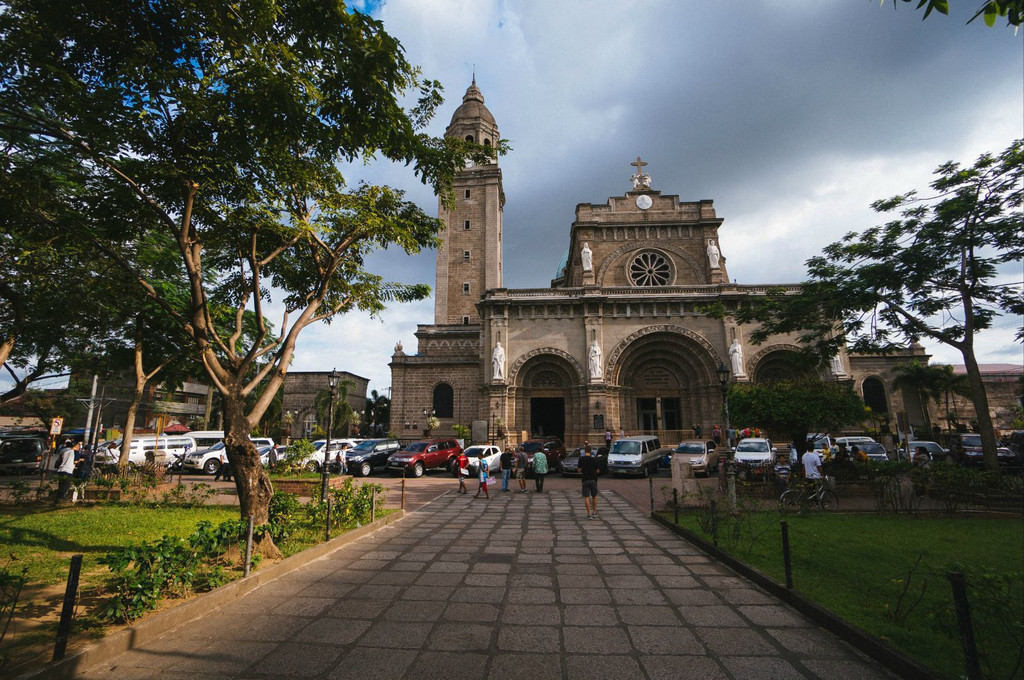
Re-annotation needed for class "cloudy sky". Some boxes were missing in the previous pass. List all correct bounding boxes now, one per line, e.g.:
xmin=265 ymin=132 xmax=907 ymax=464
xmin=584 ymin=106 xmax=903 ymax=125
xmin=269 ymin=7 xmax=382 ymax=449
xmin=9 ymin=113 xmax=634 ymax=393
xmin=290 ymin=1 xmax=1024 ymax=395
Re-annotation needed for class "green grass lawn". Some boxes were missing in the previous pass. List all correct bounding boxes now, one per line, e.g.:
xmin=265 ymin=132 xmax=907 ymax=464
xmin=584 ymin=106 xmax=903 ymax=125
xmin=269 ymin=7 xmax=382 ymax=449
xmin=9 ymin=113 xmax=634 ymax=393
xmin=667 ymin=510 xmax=1024 ymax=680
xmin=0 ymin=505 xmax=240 ymax=585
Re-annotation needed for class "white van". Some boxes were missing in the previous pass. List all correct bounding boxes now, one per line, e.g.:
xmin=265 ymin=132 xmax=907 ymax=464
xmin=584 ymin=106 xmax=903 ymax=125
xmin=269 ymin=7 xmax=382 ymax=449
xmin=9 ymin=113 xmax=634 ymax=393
xmin=94 ymin=436 xmax=198 ymax=467
xmin=181 ymin=436 xmax=276 ymax=474
xmin=607 ymin=435 xmax=665 ymax=477
xmin=188 ymin=430 xmax=227 ymax=452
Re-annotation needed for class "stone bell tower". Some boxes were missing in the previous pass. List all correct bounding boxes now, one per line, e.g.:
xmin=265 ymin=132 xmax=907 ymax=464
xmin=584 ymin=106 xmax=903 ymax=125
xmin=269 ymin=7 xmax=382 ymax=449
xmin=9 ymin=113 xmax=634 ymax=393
xmin=433 ymin=78 xmax=505 ymax=325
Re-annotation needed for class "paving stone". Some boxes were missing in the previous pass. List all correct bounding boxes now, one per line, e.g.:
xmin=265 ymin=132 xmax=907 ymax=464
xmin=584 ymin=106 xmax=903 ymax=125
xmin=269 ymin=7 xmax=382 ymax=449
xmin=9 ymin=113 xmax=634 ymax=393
xmin=767 ymin=627 xmax=852 ymax=657
xmin=402 ymin=585 xmax=455 ymax=601
xmin=497 ymin=625 xmax=561 ymax=652
xmin=609 ymin=588 xmax=668 ymax=605
xmin=564 ymin=654 xmax=645 ymax=680
xmin=720 ymin=656 xmax=807 ymax=679
xmin=450 ymin=586 xmax=507 ymax=603
xmin=679 ymin=604 xmax=747 ymax=626
xmin=738 ymin=604 xmax=813 ymax=627
xmin=801 ymin=658 xmax=895 ymax=680
xmin=325 ymin=648 xmax=417 ymax=679
xmin=695 ymin=628 xmax=781 ymax=656
xmin=559 ymin=587 xmax=612 ymax=604
xmin=627 ymin=625 xmax=705 ymax=655
xmin=640 ymin=655 xmax=728 ymax=680
xmin=563 ymin=626 xmax=632 ymax=654
xmin=487 ymin=653 xmax=563 ymax=680
xmin=427 ymin=623 xmax=495 ymax=651
xmin=563 ymin=604 xmax=619 ymax=626
xmin=444 ymin=602 xmax=500 ymax=622
xmin=359 ymin=621 xmax=433 ymax=649
xmin=383 ymin=599 xmax=447 ymax=622
xmin=718 ymin=587 xmax=775 ymax=605
xmin=507 ymin=587 xmax=557 ymax=604
xmin=251 ymin=641 xmax=345 ymax=677
xmin=616 ymin=604 xmax=681 ymax=626
xmin=406 ymin=651 xmax=489 ymax=680
xmin=663 ymin=588 xmax=722 ymax=606
xmin=297 ymin=617 xmax=372 ymax=646
xmin=326 ymin=598 xmax=390 ymax=618
xmin=501 ymin=604 xmax=561 ymax=625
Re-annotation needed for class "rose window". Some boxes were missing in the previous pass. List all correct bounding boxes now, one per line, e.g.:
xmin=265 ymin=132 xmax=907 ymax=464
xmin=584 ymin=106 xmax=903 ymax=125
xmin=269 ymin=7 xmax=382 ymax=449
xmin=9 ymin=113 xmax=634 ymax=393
xmin=628 ymin=251 xmax=671 ymax=287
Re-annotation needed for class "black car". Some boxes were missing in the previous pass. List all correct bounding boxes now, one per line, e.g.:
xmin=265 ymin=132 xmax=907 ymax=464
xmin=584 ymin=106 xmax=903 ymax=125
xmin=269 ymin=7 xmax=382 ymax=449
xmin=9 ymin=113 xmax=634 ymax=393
xmin=951 ymin=434 xmax=1017 ymax=469
xmin=0 ymin=436 xmax=48 ymax=474
xmin=344 ymin=438 xmax=402 ymax=477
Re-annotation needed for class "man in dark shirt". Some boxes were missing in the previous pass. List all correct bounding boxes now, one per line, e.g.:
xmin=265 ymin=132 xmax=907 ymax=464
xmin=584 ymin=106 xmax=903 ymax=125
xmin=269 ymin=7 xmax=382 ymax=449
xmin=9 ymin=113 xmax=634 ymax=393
xmin=499 ymin=447 xmax=515 ymax=492
xmin=579 ymin=444 xmax=601 ymax=519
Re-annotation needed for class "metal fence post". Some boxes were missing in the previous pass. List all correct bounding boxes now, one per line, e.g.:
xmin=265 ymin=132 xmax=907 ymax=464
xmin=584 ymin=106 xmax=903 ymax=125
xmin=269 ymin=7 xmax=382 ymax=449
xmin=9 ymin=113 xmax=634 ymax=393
xmin=325 ymin=497 xmax=333 ymax=542
xmin=370 ymin=487 xmax=376 ymax=523
xmin=244 ymin=516 xmax=254 ymax=577
xmin=648 ymin=475 xmax=654 ymax=514
xmin=780 ymin=520 xmax=793 ymax=589
xmin=710 ymin=499 xmax=718 ymax=547
xmin=947 ymin=571 xmax=982 ymax=680
xmin=673 ymin=488 xmax=679 ymax=524
xmin=53 ymin=554 xmax=83 ymax=661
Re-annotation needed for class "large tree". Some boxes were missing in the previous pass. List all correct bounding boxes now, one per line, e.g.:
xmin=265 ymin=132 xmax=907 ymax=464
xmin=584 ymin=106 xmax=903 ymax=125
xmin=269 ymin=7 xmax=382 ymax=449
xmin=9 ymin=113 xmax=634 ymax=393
xmin=728 ymin=378 xmax=867 ymax=457
xmin=738 ymin=141 xmax=1023 ymax=471
xmin=0 ymin=0 xmax=494 ymax=551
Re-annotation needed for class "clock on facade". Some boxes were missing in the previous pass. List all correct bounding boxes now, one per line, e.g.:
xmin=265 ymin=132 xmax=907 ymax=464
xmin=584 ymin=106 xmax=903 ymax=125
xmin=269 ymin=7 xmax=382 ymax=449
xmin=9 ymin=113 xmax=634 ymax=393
xmin=635 ymin=194 xmax=653 ymax=210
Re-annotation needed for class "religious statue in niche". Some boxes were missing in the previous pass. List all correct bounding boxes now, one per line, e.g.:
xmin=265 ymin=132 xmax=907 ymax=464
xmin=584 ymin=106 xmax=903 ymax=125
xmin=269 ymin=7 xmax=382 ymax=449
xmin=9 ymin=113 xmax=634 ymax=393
xmin=728 ymin=338 xmax=746 ymax=378
xmin=831 ymin=354 xmax=846 ymax=376
xmin=707 ymin=239 xmax=721 ymax=270
xmin=581 ymin=242 xmax=593 ymax=272
xmin=491 ymin=341 xmax=506 ymax=381
xmin=589 ymin=340 xmax=603 ymax=380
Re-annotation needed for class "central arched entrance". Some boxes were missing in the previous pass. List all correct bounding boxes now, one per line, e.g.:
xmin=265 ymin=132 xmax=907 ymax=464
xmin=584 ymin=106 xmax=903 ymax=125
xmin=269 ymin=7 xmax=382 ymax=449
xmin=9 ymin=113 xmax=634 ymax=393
xmin=509 ymin=350 xmax=585 ymax=441
xmin=608 ymin=328 xmax=722 ymax=437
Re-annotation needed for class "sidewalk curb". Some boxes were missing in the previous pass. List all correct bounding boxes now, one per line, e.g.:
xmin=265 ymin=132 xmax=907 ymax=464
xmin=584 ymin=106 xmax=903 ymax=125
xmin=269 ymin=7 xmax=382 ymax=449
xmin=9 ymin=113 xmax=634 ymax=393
xmin=651 ymin=513 xmax=939 ymax=680
xmin=19 ymin=511 xmax=406 ymax=680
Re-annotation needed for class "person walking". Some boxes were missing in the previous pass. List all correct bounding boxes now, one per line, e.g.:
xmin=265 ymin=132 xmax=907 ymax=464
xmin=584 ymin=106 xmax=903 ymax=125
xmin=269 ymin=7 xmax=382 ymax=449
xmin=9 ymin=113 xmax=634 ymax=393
xmin=604 ymin=429 xmax=612 ymax=448
xmin=499 ymin=447 xmax=515 ymax=492
xmin=802 ymin=448 xmax=823 ymax=480
xmin=579 ymin=445 xmax=601 ymax=519
xmin=215 ymin=449 xmax=232 ymax=482
xmin=474 ymin=455 xmax=490 ymax=499
xmin=532 ymin=448 xmax=548 ymax=492
xmin=54 ymin=441 xmax=79 ymax=503
xmin=456 ymin=449 xmax=470 ymax=494
xmin=515 ymin=446 xmax=529 ymax=493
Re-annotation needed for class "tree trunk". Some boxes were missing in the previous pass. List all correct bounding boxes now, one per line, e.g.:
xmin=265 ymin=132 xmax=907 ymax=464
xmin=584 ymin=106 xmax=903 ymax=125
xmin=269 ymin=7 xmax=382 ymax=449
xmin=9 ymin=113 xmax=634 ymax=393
xmin=960 ymin=349 xmax=999 ymax=472
xmin=222 ymin=391 xmax=281 ymax=558
xmin=118 ymin=375 xmax=146 ymax=473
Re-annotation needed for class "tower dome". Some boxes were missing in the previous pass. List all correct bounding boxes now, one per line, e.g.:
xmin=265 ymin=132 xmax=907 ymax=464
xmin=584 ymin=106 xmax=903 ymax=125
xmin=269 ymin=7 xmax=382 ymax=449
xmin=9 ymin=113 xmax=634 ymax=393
xmin=445 ymin=78 xmax=499 ymax=148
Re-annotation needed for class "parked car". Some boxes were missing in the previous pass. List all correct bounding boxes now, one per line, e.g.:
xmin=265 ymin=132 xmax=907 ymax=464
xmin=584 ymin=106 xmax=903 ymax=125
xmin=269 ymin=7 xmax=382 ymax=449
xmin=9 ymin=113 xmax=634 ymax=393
xmin=306 ymin=439 xmax=362 ymax=472
xmin=518 ymin=438 xmax=567 ymax=469
xmin=463 ymin=444 xmax=502 ymax=476
xmin=181 ymin=437 xmax=275 ymax=474
xmin=559 ymin=446 xmax=608 ymax=475
xmin=344 ymin=438 xmax=402 ymax=477
xmin=607 ymin=435 xmax=665 ymax=477
xmin=387 ymin=438 xmax=462 ymax=477
xmin=950 ymin=433 xmax=1017 ymax=469
xmin=95 ymin=436 xmax=198 ymax=468
xmin=732 ymin=438 xmax=776 ymax=478
xmin=856 ymin=441 xmax=893 ymax=463
xmin=834 ymin=436 xmax=876 ymax=449
xmin=0 ymin=436 xmax=48 ymax=474
xmin=907 ymin=440 xmax=947 ymax=462
xmin=674 ymin=440 xmax=718 ymax=476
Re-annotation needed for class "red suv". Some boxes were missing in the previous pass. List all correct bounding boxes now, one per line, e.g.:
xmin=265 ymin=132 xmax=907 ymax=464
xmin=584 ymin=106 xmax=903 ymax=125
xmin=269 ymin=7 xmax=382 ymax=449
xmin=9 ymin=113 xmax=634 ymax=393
xmin=387 ymin=438 xmax=462 ymax=478
xmin=519 ymin=438 xmax=567 ymax=469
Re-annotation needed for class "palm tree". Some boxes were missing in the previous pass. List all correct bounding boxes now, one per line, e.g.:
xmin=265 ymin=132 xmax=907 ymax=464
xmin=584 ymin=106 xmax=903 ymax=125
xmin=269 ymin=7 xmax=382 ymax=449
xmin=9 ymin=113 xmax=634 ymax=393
xmin=892 ymin=360 xmax=947 ymax=434
xmin=314 ymin=378 xmax=355 ymax=438
xmin=364 ymin=389 xmax=390 ymax=435
xmin=933 ymin=364 xmax=972 ymax=435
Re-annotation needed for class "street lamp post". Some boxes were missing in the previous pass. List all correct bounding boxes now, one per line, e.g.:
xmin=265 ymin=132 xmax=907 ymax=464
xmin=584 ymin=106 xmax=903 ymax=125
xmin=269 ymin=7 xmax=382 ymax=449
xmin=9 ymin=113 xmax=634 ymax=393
xmin=321 ymin=369 xmax=340 ymax=501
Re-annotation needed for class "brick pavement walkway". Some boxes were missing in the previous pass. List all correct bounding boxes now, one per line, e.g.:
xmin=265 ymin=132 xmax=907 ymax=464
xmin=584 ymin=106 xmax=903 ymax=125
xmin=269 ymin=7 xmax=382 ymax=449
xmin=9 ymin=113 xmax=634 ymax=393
xmin=78 ymin=488 xmax=894 ymax=679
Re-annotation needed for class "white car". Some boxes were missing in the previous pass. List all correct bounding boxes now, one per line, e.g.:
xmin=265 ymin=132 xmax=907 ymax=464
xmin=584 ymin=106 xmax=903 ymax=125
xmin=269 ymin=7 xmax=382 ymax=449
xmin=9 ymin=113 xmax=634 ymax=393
xmin=733 ymin=437 xmax=777 ymax=476
xmin=463 ymin=445 xmax=501 ymax=476
xmin=94 ymin=436 xmax=197 ymax=468
xmin=182 ymin=437 xmax=275 ymax=475
xmin=307 ymin=439 xmax=362 ymax=472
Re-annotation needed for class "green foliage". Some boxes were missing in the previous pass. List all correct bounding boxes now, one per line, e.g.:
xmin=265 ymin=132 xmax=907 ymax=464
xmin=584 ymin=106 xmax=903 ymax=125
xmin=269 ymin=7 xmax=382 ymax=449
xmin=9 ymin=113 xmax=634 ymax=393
xmin=274 ymin=439 xmax=316 ymax=476
xmin=0 ymin=557 xmax=29 ymax=664
xmin=158 ymin=483 xmax=217 ymax=508
xmin=884 ymin=0 xmax=1023 ymax=26
xmin=266 ymin=492 xmax=303 ymax=543
xmin=452 ymin=424 xmax=471 ymax=441
xmin=97 ymin=519 xmax=246 ymax=623
xmin=728 ymin=378 xmax=866 ymax=452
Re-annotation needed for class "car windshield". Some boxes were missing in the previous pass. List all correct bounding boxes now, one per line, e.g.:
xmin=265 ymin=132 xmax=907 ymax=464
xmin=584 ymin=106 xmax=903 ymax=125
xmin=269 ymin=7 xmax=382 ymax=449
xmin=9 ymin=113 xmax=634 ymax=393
xmin=206 ymin=442 xmax=225 ymax=452
xmin=736 ymin=441 xmax=768 ymax=452
xmin=520 ymin=442 xmax=544 ymax=453
xmin=962 ymin=435 xmax=982 ymax=447
xmin=611 ymin=441 xmax=641 ymax=454
xmin=351 ymin=440 xmax=381 ymax=452
xmin=405 ymin=442 xmax=428 ymax=452
xmin=861 ymin=443 xmax=887 ymax=455
xmin=465 ymin=447 xmax=489 ymax=458
xmin=676 ymin=444 xmax=703 ymax=453
xmin=808 ymin=437 xmax=829 ymax=449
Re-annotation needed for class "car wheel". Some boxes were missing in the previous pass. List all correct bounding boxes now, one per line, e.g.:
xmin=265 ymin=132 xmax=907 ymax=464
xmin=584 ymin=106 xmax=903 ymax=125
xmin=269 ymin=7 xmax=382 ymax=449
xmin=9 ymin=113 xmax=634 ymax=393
xmin=305 ymin=460 xmax=319 ymax=473
xmin=360 ymin=462 xmax=372 ymax=477
xmin=203 ymin=459 xmax=219 ymax=475
xmin=412 ymin=462 xmax=425 ymax=478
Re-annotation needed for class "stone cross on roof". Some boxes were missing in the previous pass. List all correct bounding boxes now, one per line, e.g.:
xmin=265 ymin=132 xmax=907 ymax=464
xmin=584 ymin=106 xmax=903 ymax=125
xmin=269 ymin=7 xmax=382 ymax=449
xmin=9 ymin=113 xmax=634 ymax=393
xmin=630 ymin=156 xmax=652 ymax=190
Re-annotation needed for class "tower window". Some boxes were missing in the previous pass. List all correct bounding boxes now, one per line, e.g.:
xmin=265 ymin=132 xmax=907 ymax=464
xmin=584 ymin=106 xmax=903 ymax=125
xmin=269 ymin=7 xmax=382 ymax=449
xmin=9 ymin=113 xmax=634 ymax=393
xmin=465 ymin=135 xmax=474 ymax=143
xmin=484 ymin=139 xmax=491 ymax=147
xmin=463 ymin=316 xmax=470 ymax=325
xmin=463 ymin=250 xmax=470 ymax=262
xmin=465 ymin=189 xmax=471 ymax=199
xmin=462 ymin=282 xmax=470 ymax=294
xmin=464 ymin=220 xmax=470 ymax=230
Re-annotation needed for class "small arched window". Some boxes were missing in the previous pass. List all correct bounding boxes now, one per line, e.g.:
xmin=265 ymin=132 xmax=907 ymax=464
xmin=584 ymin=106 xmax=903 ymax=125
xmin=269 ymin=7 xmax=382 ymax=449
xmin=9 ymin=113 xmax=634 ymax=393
xmin=465 ymin=135 xmax=474 ymax=143
xmin=433 ymin=383 xmax=454 ymax=418
xmin=862 ymin=377 xmax=889 ymax=414
xmin=483 ymin=138 xmax=491 ymax=147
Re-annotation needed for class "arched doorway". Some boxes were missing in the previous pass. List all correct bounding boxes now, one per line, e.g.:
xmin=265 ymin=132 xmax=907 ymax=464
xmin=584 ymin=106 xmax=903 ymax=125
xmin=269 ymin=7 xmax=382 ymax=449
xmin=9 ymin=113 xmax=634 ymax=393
xmin=862 ymin=377 xmax=889 ymax=415
xmin=510 ymin=351 xmax=584 ymax=440
xmin=607 ymin=328 xmax=721 ymax=436
xmin=751 ymin=348 xmax=815 ymax=383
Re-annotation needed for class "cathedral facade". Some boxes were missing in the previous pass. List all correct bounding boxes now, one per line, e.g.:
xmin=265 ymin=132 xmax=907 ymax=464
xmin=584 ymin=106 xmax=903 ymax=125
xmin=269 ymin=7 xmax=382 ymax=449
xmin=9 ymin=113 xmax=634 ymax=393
xmin=389 ymin=82 xmax=924 ymax=445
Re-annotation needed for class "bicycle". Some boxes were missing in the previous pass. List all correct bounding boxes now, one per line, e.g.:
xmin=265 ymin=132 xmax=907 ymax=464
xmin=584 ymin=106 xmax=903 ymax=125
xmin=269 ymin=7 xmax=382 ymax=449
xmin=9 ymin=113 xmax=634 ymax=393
xmin=780 ymin=475 xmax=838 ymax=511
